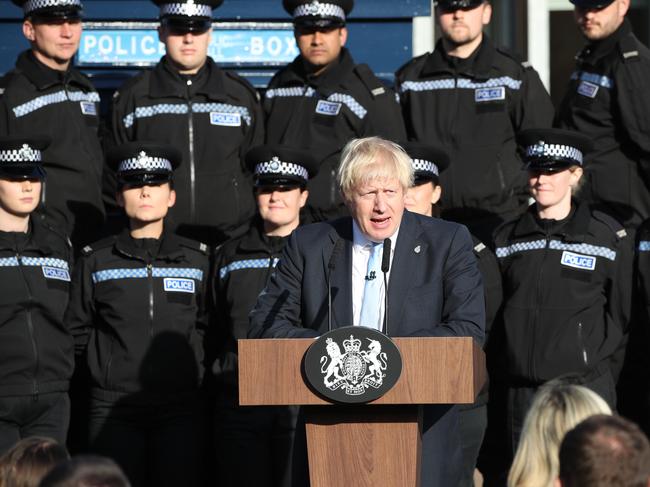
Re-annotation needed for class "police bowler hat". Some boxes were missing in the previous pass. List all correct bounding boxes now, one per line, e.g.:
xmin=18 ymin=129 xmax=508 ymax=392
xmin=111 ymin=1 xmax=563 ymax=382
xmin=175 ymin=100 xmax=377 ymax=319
xmin=12 ymin=0 xmax=82 ymax=21
xmin=0 ymin=135 xmax=49 ymax=181
xmin=284 ymin=0 xmax=353 ymax=28
xmin=569 ymin=0 xmax=616 ymax=8
xmin=519 ymin=128 xmax=593 ymax=172
xmin=153 ymin=0 xmax=222 ymax=33
xmin=399 ymin=141 xmax=450 ymax=186
xmin=246 ymin=145 xmax=319 ymax=189
xmin=108 ymin=142 xmax=182 ymax=187
xmin=435 ymin=0 xmax=485 ymax=10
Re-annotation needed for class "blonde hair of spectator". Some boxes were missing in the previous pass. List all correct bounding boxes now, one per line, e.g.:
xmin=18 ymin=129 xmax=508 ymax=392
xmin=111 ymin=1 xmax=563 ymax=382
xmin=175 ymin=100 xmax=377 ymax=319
xmin=0 ymin=437 xmax=69 ymax=487
xmin=337 ymin=137 xmax=414 ymax=201
xmin=507 ymin=381 xmax=612 ymax=487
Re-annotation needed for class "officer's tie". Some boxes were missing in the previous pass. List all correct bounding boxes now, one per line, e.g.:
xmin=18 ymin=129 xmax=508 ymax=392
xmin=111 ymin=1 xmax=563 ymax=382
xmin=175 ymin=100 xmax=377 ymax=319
xmin=359 ymin=242 xmax=383 ymax=330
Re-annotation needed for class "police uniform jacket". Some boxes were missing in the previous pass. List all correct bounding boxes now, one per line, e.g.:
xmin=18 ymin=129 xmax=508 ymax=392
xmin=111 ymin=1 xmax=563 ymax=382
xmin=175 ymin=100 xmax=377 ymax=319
xmin=211 ymin=218 xmax=287 ymax=389
xmin=110 ymin=57 xmax=264 ymax=245
xmin=0 ymin=51 xmax=105 ymax=246
xmin=264 ymin=48 xmax=407 ymax=219
xmin=0 ymin=216 xmax=73 ymax=397
xmin=493 ymin=202 xmax=632 ymax=386
xmin=65 ymin=228 xmax=210 ymax=403
xmin=395 ymin=37 xmax=554 ymax=223
xmin=557 ymin=19 xmax=650 ymax=228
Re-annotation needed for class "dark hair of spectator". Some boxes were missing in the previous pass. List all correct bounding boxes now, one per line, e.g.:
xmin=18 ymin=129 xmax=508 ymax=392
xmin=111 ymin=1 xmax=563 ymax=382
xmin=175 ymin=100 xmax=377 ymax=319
xmin=0 ymin=436 xmax=69 ymax=487
xmin=38 ymin=456 xmax=130 ymax=487
xmin=559 ymin=414 xmax=650 ymax=487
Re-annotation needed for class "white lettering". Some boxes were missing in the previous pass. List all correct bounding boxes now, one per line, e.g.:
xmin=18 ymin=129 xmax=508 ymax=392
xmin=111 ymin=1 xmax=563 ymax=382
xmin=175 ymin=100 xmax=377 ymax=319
xmin=267 ymin=36 xmax=283 ymax=57
xmin=141 ymin=36 xmax=156 ymax=56
xmin=98 ymin=35 xmax=113 ymax=55
xmin=250 ymin=36 xmax=264 ymax=56
xmin=83 ymin=35 xmax=97 ymax=55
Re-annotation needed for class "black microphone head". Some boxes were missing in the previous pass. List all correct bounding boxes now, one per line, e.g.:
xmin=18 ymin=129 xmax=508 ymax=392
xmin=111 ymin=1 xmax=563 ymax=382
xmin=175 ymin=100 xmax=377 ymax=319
xmin=381 ymin=238 xmax=391 ymax=273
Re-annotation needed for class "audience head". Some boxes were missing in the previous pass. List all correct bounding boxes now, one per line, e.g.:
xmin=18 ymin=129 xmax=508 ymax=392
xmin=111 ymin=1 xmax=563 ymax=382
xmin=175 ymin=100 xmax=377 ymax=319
xmin=508 ymin=378 xmax=612 ymax=487
xmin=38 ymin=455 xmax=130 ymax=487
xmin=0 ymin=437 xmax=69 ymax=487
xmin=558 ymin=414 xmax=650 ymax=487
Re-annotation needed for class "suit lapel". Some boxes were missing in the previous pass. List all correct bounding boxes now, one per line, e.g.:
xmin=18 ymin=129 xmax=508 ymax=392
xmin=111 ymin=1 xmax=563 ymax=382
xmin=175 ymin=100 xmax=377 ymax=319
xmin=325 ymin=220 xmax=353 ymax=328
xmin=387 ymin=212 xmax=425 ymax=335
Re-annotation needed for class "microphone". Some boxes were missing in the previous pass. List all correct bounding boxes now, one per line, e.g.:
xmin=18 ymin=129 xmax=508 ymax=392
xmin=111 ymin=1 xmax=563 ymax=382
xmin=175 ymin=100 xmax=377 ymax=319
xmin=327 ymin=238 xmax=343 ymax=333
xmin=381 ymin=238 xmax=391 ymax=335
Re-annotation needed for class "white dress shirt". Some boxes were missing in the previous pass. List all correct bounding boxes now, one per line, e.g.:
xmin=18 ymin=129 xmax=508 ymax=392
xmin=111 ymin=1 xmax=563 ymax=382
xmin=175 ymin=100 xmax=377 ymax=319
xmin=351 ymin=221 xmax=399 ymax=328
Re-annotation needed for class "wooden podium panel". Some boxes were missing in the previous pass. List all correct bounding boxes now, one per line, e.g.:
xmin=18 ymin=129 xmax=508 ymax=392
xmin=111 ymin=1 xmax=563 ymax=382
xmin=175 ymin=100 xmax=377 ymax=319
xmin=239 ymin=337 xmax=485 ymax=406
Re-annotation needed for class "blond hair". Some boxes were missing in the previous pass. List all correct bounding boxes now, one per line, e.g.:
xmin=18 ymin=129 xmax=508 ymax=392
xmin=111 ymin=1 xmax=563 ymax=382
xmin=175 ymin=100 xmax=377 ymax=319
xmin=507 ymin=381 xmax=612 ymax=487
xmin=337 ymin=137 xmax=413 ymax=201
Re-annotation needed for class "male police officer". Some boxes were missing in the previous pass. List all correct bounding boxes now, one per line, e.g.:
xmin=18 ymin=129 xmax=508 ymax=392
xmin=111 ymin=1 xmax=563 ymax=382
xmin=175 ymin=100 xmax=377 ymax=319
xmin=264 ymin=0 xmax=407 ymax=222
xmin=396 ymin=0 xmax=554 ymax=243
xmin=111 ymin=0 xmax=264 ymax=246
xmin=557 ymin=0 xmax=650 ymax=228
xmin=0 ymin=0 xmax=105 ymax=248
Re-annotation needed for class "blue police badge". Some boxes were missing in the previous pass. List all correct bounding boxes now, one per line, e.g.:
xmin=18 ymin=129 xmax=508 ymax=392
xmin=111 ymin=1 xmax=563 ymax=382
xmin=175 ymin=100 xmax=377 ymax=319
xmin=474 ymin=86 xmax=506 ymax=103
xmin=315 ymin=100 xmax=342 ymax=116
xmin=577 ymin=81 xmax=599 ymax=99
xmin=163 ymin=278 xmax=195 ymax=293
xmin=42 ymin=266 xmax=71 ymax=282
xmin=210 ymin=112 xmax=242 ymax=127
xmin=561 ymin=251 xmax=596 ymax=271
xmin=80 ymin=101 xmax=97 ymax=116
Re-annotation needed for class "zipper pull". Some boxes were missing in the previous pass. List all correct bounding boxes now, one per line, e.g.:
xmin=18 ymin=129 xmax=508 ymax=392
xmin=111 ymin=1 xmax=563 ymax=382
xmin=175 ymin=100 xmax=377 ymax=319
xmin=147 ymin=263 xmax=153 ymax=276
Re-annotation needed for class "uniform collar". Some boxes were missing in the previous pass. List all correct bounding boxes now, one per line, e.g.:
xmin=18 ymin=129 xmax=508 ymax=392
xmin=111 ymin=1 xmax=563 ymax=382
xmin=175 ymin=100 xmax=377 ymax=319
xmin=423 ymin=35 xmax=495 ymax=80
xmin=16 ymin=50 xmax=94 ymax=92
xmin=150 ymin=56 xmax=228 ymax=100
xmin=237 ymin=217 xmax=288 ymax=254
xmin=0 ymin=215 xmax=56 ymax=255
xmin=512 ymin=201 xmax=591 ymax=242
xmin=114 ymin=226 xmax=187 ymax=262
xmin=578 ymin=18 xmax=632 ymax=64
xmin=279 ymin=47 xmax=355 ymax=88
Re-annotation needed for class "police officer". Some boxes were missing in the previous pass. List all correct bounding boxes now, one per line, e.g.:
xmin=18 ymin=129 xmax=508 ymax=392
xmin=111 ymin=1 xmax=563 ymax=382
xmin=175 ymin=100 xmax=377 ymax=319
xmin=0 ymin=0 xmax=104 ymax=248
xmin=492 ymin=128 xmax=632 ymax=459
xmin=264 ymin=0 xmax=407 ymax=222
xmin=401 ymin=141 xmax=502 ymax=487
xmin=65 ymin=142 xmax=210 ymax=487
xmin=110 ymin=0 xmax=264 ymax=246
xmin=396 ymin=0 xmax=554 ymax=244
xmin=211 ymin=145 xmax=318 ymax=487
xmin=556 ymin=0 xmax=650 ymax=228
xmin=0 ymin=136 xmax=73 ymax=454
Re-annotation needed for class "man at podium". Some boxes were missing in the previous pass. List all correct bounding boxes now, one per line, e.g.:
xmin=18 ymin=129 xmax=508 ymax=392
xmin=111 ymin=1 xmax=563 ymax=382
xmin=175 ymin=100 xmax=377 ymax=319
xmin=249 ymin=136 xmax=485 ymax=486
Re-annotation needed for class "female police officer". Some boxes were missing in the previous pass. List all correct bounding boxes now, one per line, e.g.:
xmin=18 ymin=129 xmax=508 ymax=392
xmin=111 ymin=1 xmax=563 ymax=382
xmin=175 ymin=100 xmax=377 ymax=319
xmin=492 ymin=128 xmax=632 ymax=454
xmin=65 ymin=142 xmax=210 ymax=487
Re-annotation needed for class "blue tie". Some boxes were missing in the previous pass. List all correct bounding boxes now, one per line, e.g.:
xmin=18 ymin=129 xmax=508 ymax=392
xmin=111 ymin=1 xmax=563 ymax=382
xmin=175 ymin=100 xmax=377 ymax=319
xmin=359 ymin=242 xmax=383 ymax=330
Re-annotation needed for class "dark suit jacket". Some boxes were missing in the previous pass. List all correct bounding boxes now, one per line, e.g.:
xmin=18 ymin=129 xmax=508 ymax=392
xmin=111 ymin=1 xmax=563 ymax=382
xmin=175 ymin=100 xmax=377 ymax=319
xmin=249 ymin=210 xmax=485 ymax=342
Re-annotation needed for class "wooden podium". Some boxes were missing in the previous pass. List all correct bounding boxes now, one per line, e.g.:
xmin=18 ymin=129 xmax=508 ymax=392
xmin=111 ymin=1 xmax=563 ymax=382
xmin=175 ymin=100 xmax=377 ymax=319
xmin=239 ymin=337 xmax=486 ymax=487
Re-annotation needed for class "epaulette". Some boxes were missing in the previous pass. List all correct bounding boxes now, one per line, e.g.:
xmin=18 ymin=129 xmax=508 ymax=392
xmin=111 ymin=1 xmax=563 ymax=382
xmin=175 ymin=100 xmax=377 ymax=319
xmin=473 ymin=241 xmax=487 ymax=254
xmin=354 ymin=64 xmax=388 ymax=98
xmin=395 ymin=52 xmax=429 ymax=79
xmin=225 ymin=70 xmax=261 ymax=102
xmin=0 ymin=71 xmax=17 ymax=98
xmin=177 ymin=235 xmax=209 ymax=255
xmin=39 ymin=219 xmax=73 ymax=249
xmin=619 ymin=35 xmax=641 ymax=63
xmin=81 ymin=235 xmax=117 ymax=256
xmin=592 ymin=210 xmax=627 ymax=240
xmin=113 ymin=70 xmax=149 ymax=101
xmin=496 ymin=45 xmax=530 ymax=69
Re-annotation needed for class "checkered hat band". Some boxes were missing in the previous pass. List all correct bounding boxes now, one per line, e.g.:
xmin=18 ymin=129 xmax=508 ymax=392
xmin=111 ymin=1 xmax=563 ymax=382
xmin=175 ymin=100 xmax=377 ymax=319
xmin=118 ymin=157 xmax=172 ymax=173
xmin=160 ymin=3 xmax=212 ymax=17
xmin=526 ymin=143 xmax=583 ymax=165
xmin=293 ymin=3 xmax=345 ymax=20
xmin=0 ymin=146 xmax=42 ymax=163
xmin=412 ymin=159 xmax=439 ymax=177
xmin=23 ymin=0 xmax=81 ymax=13
xmin=255 ymin=161 xmax=309 ymax=181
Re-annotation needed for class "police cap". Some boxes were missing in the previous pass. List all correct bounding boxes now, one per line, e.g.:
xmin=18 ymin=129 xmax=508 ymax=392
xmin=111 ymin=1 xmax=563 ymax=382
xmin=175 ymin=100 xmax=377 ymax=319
xmin=400 ymin=141 xmax=450 ymax=186
xmin=283 ymin=0 xmax=353 ymax=29
xmin=153 ymin=0 xmax=222 ymax=33
xmin=519 ymin=128 xmax=593 ymax=172
xmin=246 ymin=145 xmax=318 ymax=189
xmin=434 ymin=0 xmax=485 ymax=10
xmin=108 ymin=142 xmax=182 ymax=187
xmin=569 ymin=0 xmax=616 ymax=8
xmin=12 ymin=0 xmax=82 ymax=22
xmin=0 ymin=135 xmax=49 ymax=181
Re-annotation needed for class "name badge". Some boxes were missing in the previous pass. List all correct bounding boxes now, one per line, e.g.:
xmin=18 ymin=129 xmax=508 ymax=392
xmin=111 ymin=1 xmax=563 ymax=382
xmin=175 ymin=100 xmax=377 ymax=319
xmin=80 ymin=101 xmax=97 ymax=116
xmin=164 ymin=278 xmax=195 ymax=293
xmin=577 ymin=81 xmax=599 ymax=98
xmin=42 ymin=266 xmax=71 ymax=282
xmin=315 ymin=100 xmax=342 ymax=116
xmin=561 ymin=251 xmax=596 ymax=271
xmin=210 ymin=112 xmax=241 ymax=127
xmin=475 ymin=86 xmax=505 ymax=103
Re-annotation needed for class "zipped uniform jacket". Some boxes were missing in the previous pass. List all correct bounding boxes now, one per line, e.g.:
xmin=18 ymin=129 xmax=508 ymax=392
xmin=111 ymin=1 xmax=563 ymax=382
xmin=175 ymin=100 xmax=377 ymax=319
xmin=65 ymin=229 xmax=210 ymax=403
xmin=0 ymin=51 xmax=105 ymax=247
xmin=0 ymin=216 xmax=73 ymax=398
xmin=110 ymin=58 xmax=264 ymax=245
xmin=493 ymin=203 xmax=632 ymax=387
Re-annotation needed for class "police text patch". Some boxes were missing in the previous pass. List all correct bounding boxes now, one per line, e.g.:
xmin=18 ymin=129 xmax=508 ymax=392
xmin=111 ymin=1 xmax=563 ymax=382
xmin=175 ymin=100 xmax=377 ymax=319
xmin=42 ymin=266 xmax=71 ymax=282
xmin=475 ymin=87 xmax=505 ymax=103
xmin=210 ymin=112 xmax=242 ymax=127
xmin=80 ymin=102 xmax=97 ymax=116
xmin=163 ymin=278 xmax=195 ymax=293
xmin=561 ymin=251 xmax=596 ymax=271
xmin=577 ymin=81 xmax=599 ymax=99
xmin=315 ymin=100 xmax=342 ymax=116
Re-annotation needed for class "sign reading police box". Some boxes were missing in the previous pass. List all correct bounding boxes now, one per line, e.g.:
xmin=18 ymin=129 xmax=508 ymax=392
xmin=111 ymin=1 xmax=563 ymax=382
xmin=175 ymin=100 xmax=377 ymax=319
xmin=303 ymin=326 xmax=402 ymax=404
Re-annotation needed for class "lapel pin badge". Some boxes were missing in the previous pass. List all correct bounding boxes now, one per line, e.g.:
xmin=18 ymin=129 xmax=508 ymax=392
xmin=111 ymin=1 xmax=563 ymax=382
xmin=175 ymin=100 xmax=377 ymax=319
xmin=414 ymin=245 xmax=421 ymax=254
